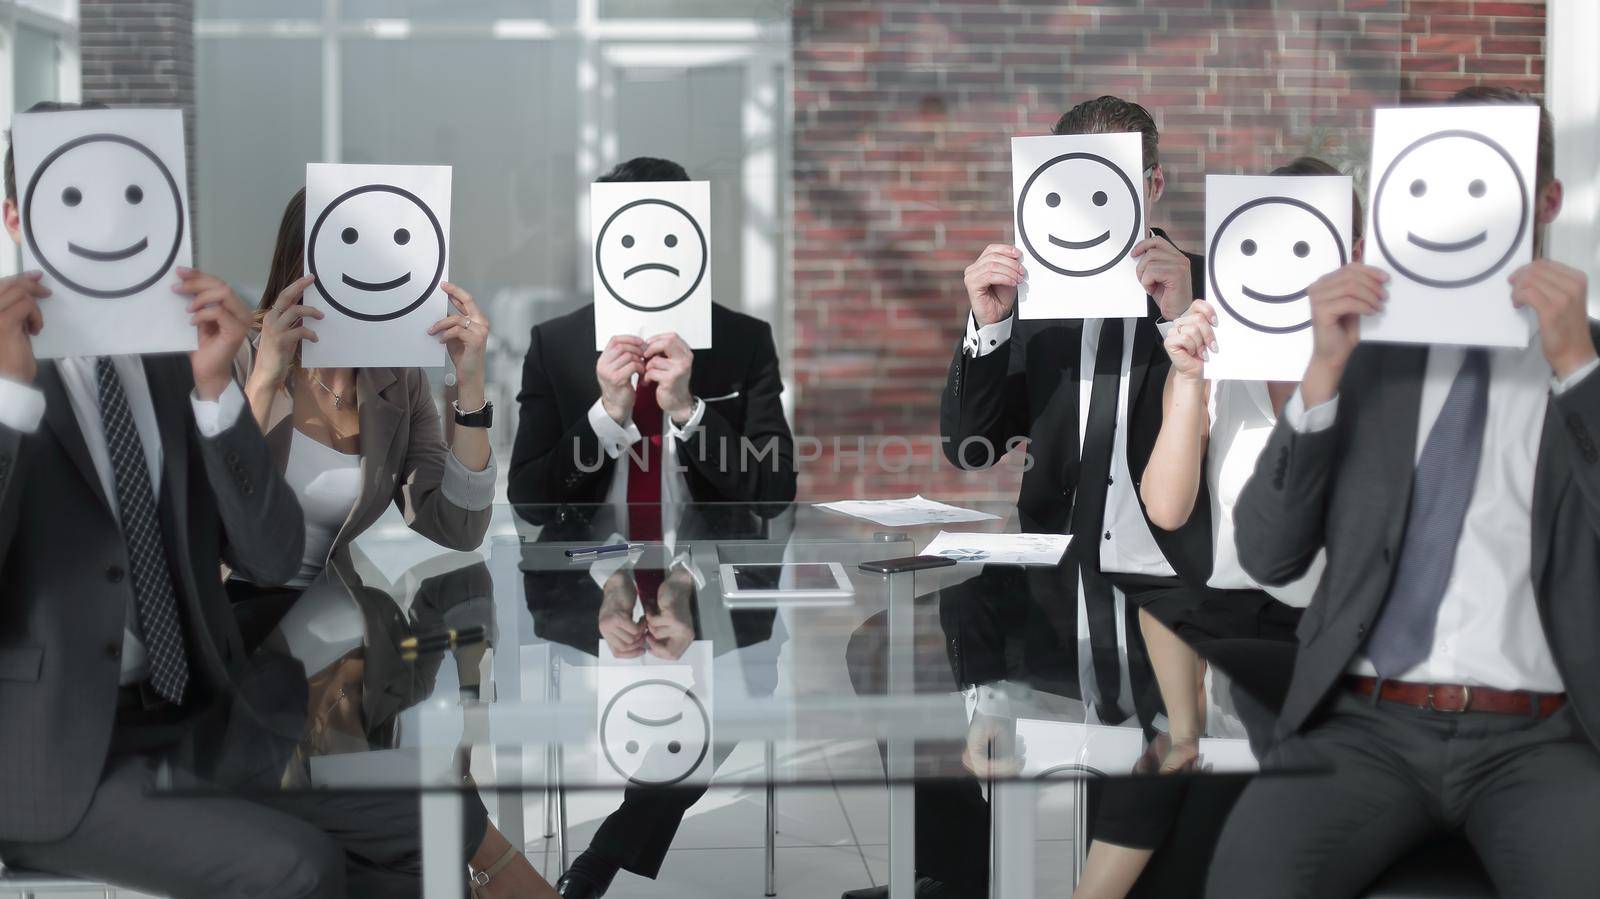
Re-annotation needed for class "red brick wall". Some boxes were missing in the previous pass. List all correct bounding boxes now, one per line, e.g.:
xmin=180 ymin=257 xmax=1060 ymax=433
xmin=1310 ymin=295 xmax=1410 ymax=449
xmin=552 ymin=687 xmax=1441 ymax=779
xmin=790 ymin=0 xmax=1546 ymax=501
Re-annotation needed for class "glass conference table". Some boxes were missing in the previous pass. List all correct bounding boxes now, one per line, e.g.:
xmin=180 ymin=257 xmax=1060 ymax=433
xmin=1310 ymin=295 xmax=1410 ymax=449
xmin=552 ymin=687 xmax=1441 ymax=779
xmin=168 ymin=501 xmax=1316 ymax=899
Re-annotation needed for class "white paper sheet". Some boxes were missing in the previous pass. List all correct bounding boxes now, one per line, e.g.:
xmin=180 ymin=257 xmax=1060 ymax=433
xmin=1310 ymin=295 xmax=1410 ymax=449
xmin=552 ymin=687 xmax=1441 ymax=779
xmin=591 ymin=180 xmax=713 ymax=350
xmin=1012 ymin=132 xmax=1148 ymax=320
xmin=1362 ymin=104 xmax=1538 ymax=347
xmin=1204 ymin=174 xmax=1353 ymax=382
xmin=596 ymin=641 xmax=714 ymax=788
xmin=921 ymin=530 xmax=1072 ymax=566
xmin=301 ymin=163 xmax=451 ymax=368
xmin=814 ymin=495 xmax=1001 ymax=527
xmin=13 ymin=108 xmax=195 ymax=358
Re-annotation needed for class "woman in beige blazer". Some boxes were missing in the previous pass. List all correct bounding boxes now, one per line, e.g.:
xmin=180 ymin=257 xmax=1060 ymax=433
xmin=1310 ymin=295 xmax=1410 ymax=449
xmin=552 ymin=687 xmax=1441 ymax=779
xmin=229 ymin=189 xmax=555 ymax=898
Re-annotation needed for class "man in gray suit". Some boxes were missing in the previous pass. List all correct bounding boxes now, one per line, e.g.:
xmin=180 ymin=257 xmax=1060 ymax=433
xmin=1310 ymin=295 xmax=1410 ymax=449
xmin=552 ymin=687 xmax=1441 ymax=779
xmin=1208 ymin=86 xmax=1600 ymax=898
xmin=0 ymin=106 xmax=371 ymax=897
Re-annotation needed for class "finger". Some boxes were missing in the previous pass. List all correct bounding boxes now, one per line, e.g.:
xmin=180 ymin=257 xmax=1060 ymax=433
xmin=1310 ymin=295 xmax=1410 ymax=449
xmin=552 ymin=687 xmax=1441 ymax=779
xmin=433 ymin=325 xmax=470 ymax=345
xmin=185 ymin=286 xmax=234 ymax=313
xmin=441 ymin=281 xmax=479 ymax=317
xmin=609 ymin=334 xmax=647 ymax=351
xmin=282 ymin=325 xmax=319 ymax=343
xmin=274 ymin=274 xmax=316 ymax=312
xmin=1131 ymin=237 xmax=1176 ymax=258
xmin=26 ymin=301 xmax=43 ymax=336
xmin=173 ymin=271 xmax=225 ymax=295
xmin=1319 ymin=296 xmax=1383 ymax=321
xmin=980 ymin=243 xmax=1021 ymax=260
xmin=427 ymin=314 xmax=469 ymax=336
xmin=1188 ymin=317 xmax=1218 ymax=352
xmin=1512 ymin=278 xmax=1562 ymax=312
xmin=285 ymin=305 xmax=324 ymax=322
xmin=1190 ymin=299 xmax=1218 ymax=326
xmin=190 ymin=306 xmax=230 ymax=327
xmin=980 ymin=253 xmax=1025 ymax=278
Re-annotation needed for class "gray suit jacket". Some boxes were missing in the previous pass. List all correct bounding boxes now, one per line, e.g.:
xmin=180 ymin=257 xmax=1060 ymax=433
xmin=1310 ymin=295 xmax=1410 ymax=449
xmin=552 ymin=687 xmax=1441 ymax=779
xmin=1235 ymin=323 xmax=1600 ymax=750
xmin=239 ymin=346 xmax=494 ymax=568
xmin=0 ymin=356 xmax=305 ymax=842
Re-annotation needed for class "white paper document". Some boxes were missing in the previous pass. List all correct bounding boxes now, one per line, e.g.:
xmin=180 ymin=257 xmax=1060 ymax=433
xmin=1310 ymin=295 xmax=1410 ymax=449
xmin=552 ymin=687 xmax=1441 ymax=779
xmin=1362 ymin=104 xmax=1539 ymax=348
xmin=814 ymin=495 xmax=1000 ymax=527
xmin=13 ymin=108 xmax=195 ymax=358
xmin=1204 ymin=173 xmax=1353 ymax=382
xmin=1012 ymin=131 xmax=1148 ymax=320
xmin=302 ymin=162 xmax=452 ymax=368
xmin=591 ymin=180 xmax=713 ymax=350
xmin=921 ymin=531 xmax=1072 ymax=566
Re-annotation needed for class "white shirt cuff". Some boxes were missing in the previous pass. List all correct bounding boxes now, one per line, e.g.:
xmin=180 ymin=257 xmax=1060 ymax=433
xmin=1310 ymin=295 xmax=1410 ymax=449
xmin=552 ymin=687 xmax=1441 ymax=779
xmin=191 ymin=381 xmax=245 ymax=438
xmin=1283 ymin=389 xmax=1339 ymax=434
xmin=588 ymin=398 xmax=641 ymax=460
xmin=1553 ymin=356 xmax=1600 ymax=395
xmin=667 ymin=397 xmax=706 ymax=441
xmin=964 ymin=312 xmax=1013 ymax=358
xmin=0 ymin=376 xmax=46 ymax=434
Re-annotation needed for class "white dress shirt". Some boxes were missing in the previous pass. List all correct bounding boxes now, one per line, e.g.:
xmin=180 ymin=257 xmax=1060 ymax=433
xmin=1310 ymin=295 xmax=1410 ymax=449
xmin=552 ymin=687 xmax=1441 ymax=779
xmin=1285 ymin=340 xmax=1599 ymax=692
xmin=0 ymin=358 xmax=244 ymax=684
xmin=965 ymin=312 xmax=1174 ymax=577
xmin=587 ymin=379 xmax=707 ymax=542
xmin=1206 ymin=380 xmax=1321 ymax=607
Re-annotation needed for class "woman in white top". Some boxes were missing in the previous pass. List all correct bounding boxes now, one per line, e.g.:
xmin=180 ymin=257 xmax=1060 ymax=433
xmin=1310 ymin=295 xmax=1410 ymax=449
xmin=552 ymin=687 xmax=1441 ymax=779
xmin=225 ymin=189 xmax=557 ymax=898
xmin=1138 ymin=157 xmax=1359 ymax=777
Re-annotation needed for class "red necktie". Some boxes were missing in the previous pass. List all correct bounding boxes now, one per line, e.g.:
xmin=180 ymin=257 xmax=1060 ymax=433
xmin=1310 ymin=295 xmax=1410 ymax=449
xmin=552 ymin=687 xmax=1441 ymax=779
xmin=626 ymin=376 xmax=663 ymax=543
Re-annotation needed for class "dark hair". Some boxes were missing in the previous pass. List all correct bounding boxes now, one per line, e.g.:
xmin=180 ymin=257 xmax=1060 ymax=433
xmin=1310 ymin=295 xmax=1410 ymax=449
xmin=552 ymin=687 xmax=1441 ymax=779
xmin=1272 ymin=155 xmax=1364 ymax=241
xmin=1052 ymin=96 xmax=1160 ymax=172
xmin=1449 ymin=85 xmax=1554 ymax=188
xmin=4 ymin=100 xmax=111 ymax=204
xmin=257 ymin=187 xmax=307 ymax=331
xmin=597 ymin=157 xmax=690 ymax=183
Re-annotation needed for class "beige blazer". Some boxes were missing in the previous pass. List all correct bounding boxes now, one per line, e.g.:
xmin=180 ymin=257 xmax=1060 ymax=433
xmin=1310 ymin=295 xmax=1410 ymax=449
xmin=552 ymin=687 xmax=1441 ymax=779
xmin=236 ymin=345 xmax=496 ymax=574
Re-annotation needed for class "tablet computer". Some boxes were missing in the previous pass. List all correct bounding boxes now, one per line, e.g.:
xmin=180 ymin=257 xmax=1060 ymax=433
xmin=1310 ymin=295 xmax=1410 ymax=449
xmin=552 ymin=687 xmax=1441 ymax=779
xmin=718 ymin=562 xmax=855 ymax=605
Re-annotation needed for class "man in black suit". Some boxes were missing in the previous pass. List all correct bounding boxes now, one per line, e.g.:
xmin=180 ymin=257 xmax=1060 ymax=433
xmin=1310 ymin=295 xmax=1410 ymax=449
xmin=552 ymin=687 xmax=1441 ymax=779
xmin=508 ymin=156 xmax=796 ymax=897
xmin=1208 ymin=87 xmax=1600 ymax=898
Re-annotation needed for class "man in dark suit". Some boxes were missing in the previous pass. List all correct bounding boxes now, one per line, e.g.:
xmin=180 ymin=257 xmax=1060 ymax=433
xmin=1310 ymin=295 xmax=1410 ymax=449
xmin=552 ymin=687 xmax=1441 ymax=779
xmin=0 ymin=111 xmax=336 ymax=891
xmin=1209 ymin=87 xmax=1600 ymax=898
xmin=508 ymin=156 xmax=796 ymax=897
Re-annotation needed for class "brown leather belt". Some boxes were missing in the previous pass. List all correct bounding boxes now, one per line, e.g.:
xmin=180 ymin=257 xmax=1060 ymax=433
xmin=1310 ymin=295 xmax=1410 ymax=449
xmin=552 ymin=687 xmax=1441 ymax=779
xmin=1345 ymin=675 xmax=1566 ymax=717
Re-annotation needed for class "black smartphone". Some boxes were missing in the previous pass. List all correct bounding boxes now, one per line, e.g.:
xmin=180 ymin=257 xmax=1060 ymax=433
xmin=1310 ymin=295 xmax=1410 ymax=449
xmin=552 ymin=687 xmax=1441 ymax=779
xmin=859 ymin=555 xmax=958 ymax=575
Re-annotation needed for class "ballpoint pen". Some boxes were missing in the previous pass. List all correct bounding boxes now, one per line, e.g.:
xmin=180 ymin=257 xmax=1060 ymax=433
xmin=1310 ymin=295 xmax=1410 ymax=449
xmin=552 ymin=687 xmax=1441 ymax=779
xmin=564 ymin=542 xmax=639 ymax=558
xmin=400 ymin=625 xmax=488 ymax=662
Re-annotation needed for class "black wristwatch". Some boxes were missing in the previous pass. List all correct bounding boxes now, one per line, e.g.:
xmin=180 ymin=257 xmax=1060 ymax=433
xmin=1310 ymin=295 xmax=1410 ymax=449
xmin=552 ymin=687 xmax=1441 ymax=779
xmin=453 ymin=399 xmax=493 ymax=429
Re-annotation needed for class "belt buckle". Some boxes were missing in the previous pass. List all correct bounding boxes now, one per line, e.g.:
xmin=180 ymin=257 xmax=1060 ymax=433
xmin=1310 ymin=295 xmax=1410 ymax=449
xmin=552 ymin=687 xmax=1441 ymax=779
xmin=1427 ymin=684 xmax=1471 ymax=713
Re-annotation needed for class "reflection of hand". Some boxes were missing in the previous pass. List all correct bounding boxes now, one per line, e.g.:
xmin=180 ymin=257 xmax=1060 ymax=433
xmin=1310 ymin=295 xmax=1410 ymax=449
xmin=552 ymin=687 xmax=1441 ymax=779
xmin=597 ymin=335 xmax=646 ymax=425
xmin=600 ymin=572 xmax=645 ymax=658
xmin=644 ymin=332 xmax=695 ymax=424
xmin=645 ymin=569 xmax=695 ymax=660
xmin=961 ymin=712 xmax=1022 ymax=778
xmin=1510 ymin=259 xmax=1597 ymax=379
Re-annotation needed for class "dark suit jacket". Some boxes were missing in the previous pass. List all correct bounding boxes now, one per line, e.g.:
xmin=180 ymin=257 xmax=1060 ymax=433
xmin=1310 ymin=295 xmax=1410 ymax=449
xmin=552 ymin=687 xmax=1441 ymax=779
xmin=1235 ymin=324 xmax=1600 ymax=749
xmin=0 ymin=357 xmax=304 ymax=842
xmin=938 ymin=230 xmax=1214 ymax=588
xmin=507 ymin=303 xmax=796 ymax=513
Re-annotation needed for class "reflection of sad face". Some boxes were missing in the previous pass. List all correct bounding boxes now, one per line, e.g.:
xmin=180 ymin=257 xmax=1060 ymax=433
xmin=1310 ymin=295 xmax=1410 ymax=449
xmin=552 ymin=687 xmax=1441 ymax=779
xmin=1373 ymin=130 xmax=1528 ymax=289
xmin=1209 ymin=197 xmax=1347 ymax=334
xmin=595 ymin=198 xmax=709 ymax=313
xmin=600 ymin=679 xmax=710 ymax=787
xmin=1016 ymin=153 xmax=1142 ymax=277
xmin=307 ymin=184 xmax=445 ymax=322
xmin=23 ymin=134 xmax=184 ymax=299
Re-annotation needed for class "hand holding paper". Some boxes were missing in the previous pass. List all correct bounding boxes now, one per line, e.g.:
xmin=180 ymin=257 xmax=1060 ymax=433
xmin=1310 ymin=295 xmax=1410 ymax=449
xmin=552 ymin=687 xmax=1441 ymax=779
xmin=0 ymin=273 xmax=48 ymax=384
xmin=1510 ymin=259 xmax=1597 ymax=379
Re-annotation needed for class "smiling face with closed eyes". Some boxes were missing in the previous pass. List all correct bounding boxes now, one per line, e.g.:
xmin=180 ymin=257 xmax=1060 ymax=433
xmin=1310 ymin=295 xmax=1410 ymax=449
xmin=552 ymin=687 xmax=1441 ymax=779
xmin=23 ymin=134 xmax=185 ymax=299
xmin=1016 ymin=152 xmax=1143 ymax=277
xmin=307 ymin=184 xmax=445 ymax=322
xmin=1373 ymin=130 xmax=1529 ymax=289
xmin=600 ymin=679 xmax=711 ymax=787
xmin=1208 ymin=197 xmax=1348 ymax=334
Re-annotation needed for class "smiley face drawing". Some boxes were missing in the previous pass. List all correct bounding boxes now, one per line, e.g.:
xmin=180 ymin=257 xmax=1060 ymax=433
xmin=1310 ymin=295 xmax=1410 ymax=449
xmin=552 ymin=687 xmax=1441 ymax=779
xmin=1372 ymin=130 xmax=1529 ymax=289
xmin=1208 ymin=197 xmax=1348 ymax=335
xmin=307 ymin=184 xmax=446 ymax=322
xmin=600 ymin=679 xmax=711 ymax=787
xmin=594 ymin=198 xmax=709 ymax=313
xmin=22 ymin=134 xmax=185 ymax=299
xmin=1016 ymin=152 xmax=1143 ymax=278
